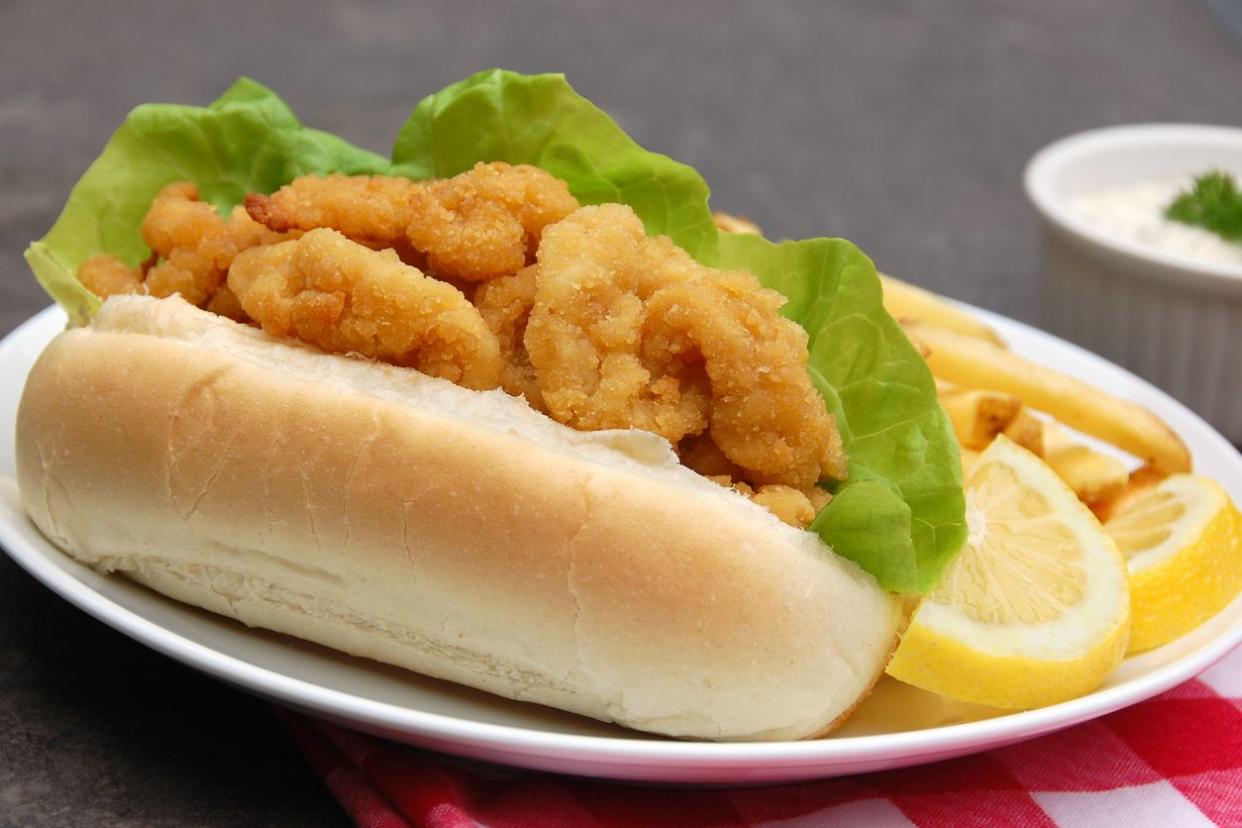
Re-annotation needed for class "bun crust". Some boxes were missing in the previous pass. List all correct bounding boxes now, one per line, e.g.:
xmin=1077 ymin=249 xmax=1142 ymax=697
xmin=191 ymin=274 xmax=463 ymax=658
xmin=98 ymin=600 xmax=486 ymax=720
xmin=16 ymin=295 xmax=902 ymax=740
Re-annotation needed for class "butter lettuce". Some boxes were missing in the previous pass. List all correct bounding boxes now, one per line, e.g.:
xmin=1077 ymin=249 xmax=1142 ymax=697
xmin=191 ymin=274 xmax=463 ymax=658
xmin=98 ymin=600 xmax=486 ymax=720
xmin=26 ymin=70 xmax=965 ymax=593
xmin=26 ymin=78 xmax=387 ymax=324
xmin=715 ymin=232 xmax=965 ymax=592
xmin=391 ymin=69 xmax=718 ymax=261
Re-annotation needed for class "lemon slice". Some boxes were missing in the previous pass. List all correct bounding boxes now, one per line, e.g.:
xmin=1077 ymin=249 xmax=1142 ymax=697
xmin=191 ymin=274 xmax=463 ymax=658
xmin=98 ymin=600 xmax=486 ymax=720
xmin=886 ymin=435 xmax=1130 ymax=709
xmin=1105 ymin=474 xmax=1242 ymax=654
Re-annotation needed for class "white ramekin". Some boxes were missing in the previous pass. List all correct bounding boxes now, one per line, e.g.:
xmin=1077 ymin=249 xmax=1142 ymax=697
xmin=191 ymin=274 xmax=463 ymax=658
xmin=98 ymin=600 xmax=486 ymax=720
xmin=1025 ymin=124 xmax=1242 ymax=444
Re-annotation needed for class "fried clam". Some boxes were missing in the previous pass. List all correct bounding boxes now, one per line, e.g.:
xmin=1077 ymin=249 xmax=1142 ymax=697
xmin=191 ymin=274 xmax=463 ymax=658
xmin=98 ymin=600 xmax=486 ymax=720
xmin=406 ymin=161 xmax=580 ymax=282
xmin=473 ymin=264 xmax=542 ymax=407
xmin=78 ymin=254 xmax=145 ymax=298
xmin=524 ymin=204 xmax=712 ymax=444
xmin=80 ymin=182 xmax=291 ymax=317
xmin=243 ymin=164 xmax=577 ymax=283
xmin=136 ymin=182 xmax=237 ymax=306
xmin=526 ymin=203 xmax=844 ymax=489
xmin=685 ymin=434 xmax=832 ymax=528
xmin=227 ymin=228 xmax=502 ymax=390
xmin=244 ymin=174 xmax=418 ymax=247
xmin=645 ymin=273 xmax=845 ymax=488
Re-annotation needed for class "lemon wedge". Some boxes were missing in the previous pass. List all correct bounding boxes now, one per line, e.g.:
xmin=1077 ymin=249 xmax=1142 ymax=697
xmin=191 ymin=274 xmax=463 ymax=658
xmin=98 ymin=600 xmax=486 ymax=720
xmin=1105 ymin=474 xmax=1242 ymax=654
xmin=886 ymin=435 xmax=1130 ymax=709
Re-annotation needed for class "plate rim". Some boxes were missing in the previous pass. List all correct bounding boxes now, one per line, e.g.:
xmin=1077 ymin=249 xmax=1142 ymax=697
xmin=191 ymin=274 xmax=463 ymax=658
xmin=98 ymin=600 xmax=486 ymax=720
xmin=3 ymin=303 xmax=1241 ymax=775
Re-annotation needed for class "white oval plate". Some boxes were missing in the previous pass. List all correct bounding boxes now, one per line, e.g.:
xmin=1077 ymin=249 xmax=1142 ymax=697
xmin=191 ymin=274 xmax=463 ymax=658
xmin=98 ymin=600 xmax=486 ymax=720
xmin=2 ymin=305 xmax=1240 ymax=784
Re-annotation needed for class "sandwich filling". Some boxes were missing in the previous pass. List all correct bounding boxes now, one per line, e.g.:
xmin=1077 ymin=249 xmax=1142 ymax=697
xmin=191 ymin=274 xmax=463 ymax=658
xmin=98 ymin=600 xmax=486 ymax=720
xmin=80 ymin=163 xmax=845 ymax=528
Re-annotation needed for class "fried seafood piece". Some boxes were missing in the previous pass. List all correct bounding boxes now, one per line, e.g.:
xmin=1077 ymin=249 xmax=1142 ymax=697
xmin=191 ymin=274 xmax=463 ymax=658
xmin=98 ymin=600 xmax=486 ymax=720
xmin=139 ymin=182 xmax=242 ymax=306
xmin=526 ymin=203 xmax=844 ymax=489
xmin=692 ymin=435 xmax=833 ymax=526
xmin=473 ymin=265 xmax=543 ymax=406
xmin=692 ymin=435 xmax=832 ymax=527
xmin=204 ymin=284 xmax=248 ymax=322
xmin=406 ymin=162 xmax=580 ymax=282
xmin=679 ymin=432 xmax=744 ymax=479
xmin=704 ymin=474 xmax=830 ymax=529
xmin=245 ymin=174 xmax=418 ymax=247
xmin=525 ymin=204 xmax=712 ymax=443
xmin=645 ymin=274 xmax=846 ymax=488
xmin=78 ymin=254 xmax=144 ymax=297
xmin=79 ymin=184 xmax=289 ymax=315
xmin=750 ymin=484 xmax=829 ymax=528
xmin=228 ymin=228 xmax=503 ymax=390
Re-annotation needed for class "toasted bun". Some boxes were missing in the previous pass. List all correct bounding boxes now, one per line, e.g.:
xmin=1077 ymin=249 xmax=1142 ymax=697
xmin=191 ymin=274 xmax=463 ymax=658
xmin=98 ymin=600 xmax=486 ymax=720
xmin=16 ymin=295 xmax=902 ymax=740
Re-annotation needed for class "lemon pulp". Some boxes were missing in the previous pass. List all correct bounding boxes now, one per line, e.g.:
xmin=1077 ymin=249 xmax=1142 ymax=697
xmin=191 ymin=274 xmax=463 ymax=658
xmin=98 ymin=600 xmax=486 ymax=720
xmin=887 ymin=436 xmax=1130 ymax=709
xmin=1105 ymin=475 xmax=1242 ymax=653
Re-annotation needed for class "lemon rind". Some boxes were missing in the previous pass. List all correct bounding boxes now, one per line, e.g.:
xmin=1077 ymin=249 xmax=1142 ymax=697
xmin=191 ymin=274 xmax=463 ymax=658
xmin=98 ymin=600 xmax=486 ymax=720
xmin=1128 ymin=494 xmax=1242 ymax=653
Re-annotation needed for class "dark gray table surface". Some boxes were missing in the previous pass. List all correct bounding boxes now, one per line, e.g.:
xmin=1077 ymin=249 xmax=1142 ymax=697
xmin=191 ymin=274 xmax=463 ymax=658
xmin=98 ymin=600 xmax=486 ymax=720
xmin=2 ymin=2 xmax=1239 ymax=825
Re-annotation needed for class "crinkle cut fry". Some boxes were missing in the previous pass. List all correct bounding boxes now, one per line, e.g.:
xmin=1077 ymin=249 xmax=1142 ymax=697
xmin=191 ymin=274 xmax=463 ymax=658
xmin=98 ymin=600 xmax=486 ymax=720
xmin=526 ymin=203 xmax=844 ymax=489
xmin=228 ymin=228 xmax=503 ymax=390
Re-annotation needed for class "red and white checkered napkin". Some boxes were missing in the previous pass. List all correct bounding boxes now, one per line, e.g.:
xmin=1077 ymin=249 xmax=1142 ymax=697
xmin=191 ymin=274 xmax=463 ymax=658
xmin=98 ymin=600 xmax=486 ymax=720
xmin=282 ymin=645 xmax=1242 ymax=828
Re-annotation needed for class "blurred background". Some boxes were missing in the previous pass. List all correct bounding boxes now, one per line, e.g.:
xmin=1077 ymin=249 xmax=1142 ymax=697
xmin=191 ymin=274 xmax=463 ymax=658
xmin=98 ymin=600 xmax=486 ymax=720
xmin=1 ymin=2 xmax=1239 ymax=825
xmin=4 ymin=1 xmax=1241 ymax=335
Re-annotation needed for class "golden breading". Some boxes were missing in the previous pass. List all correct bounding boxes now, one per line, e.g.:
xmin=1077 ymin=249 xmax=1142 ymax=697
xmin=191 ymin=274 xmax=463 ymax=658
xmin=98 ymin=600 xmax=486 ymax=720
xmin=78 ymin=254 xmax=144 ymax=297
xmin=645 ymin=274 xmax=845 ymax=488
xmin=228 ymin=228 xmax=502 ymax=390
xmin=473 ymin=265 xmax=543 ymax=407
xmin=525 ymin=204 xmax=712 ymax=444
xmin=244 ymin=174 xmax=418 ymax=246
xmin=204 ymin=284 xmax=248 ymax=322
xmin=79 ymin=184 xmax=287 ymax=314
xmin=134 ymin=183 xmax=292 ymax=312
xmin=407 ymin=161 xmax=580 ymax=282
xmin=140 ymin=182 xmax=237 ymax=306
xmin=750 ymin=485 xmax=818 ymax=528
xmin=678 ymin=433 xmax=744 ymax=479
xmin=526 ymin=203 xmax=843 ymax=488
xmin=708 ymin=474 xmax=829 ymax=528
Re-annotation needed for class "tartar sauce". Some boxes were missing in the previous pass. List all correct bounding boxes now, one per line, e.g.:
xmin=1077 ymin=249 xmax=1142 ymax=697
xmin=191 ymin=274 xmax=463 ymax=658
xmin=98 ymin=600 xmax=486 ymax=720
xmin=1071 ymin=176 xmax=1242 ymax=266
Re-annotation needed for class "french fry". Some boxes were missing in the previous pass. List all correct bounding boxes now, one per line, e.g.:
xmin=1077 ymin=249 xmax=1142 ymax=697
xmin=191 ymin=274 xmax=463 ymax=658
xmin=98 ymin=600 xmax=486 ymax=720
xmin=1092 ymin=465 xmax=1167 ymax=523
xmin=712 ymin=211 xmax=762 ymax=235
xmin=904 ymin=321 xmax=1192 ymax=474
xmin=1127 ymin=464 xmax=1167 ymax=492
xmin=939 ymin=387 xmax=1022 ymax=450
xmin=1045 ymin=444 xmax=1129 ymax=505
xmin=1002 ymin=409 xmax=1048 ymax=457
xmin=880 ymin=274 xmax=1006 ymax=347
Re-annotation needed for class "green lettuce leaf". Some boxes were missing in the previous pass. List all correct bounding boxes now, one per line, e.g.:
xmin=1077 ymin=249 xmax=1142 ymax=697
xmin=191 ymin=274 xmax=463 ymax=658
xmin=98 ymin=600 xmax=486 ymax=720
xmin=391 ymin=68 xmax=718 ymax=260
xmin=27 ymin=69 xmax=965 ymax=593
xmin=715 ymin=232 xmax=966 ymax=592
xmin=26 ymin=77 xmax=387 ymax=325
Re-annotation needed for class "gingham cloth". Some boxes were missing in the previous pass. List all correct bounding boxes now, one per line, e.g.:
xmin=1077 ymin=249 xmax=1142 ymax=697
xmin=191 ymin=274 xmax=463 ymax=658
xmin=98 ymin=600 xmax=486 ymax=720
xmin=283 ymin=645 xmax=1242 ymax=828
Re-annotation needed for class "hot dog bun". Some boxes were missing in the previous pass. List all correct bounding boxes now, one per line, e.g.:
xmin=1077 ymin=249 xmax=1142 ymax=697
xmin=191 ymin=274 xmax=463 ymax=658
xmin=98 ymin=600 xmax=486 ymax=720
xmin=16 ymin=295 xmax=903 ymax=741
